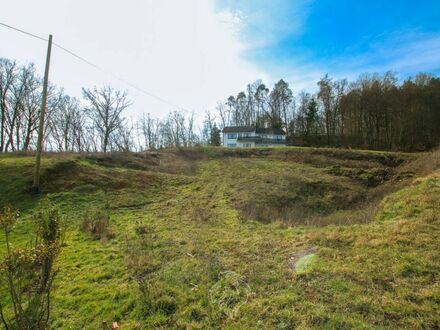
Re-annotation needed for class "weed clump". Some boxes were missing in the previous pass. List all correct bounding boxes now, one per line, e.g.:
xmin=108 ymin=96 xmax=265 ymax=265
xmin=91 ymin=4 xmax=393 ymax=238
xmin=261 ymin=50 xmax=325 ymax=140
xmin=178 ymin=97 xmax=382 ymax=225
xmin=209 ymin=271 xmax=252 ymax=319
xmin=135 ymin=224 xmax=148 ymax=235
xmin=81 ymin=208 xmax=114 ymax=240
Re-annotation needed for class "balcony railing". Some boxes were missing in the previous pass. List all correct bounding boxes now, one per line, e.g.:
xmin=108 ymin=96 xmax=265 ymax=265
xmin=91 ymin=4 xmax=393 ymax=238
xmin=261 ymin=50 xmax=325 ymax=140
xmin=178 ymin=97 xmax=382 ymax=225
xmin=236 ymin=136 xmax=261 ymax=142
xmin=237 ymin=136 xmax=286 ymax=144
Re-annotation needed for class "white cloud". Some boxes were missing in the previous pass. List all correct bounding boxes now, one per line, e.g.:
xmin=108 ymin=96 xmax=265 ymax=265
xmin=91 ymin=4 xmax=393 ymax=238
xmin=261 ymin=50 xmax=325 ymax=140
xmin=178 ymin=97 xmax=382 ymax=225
xmin=216 ymin=0 xmax=313 ymax=49
xmin=213 ymin=0 xmax=324 ymax=93
xmin=0 ymin=0 xmax=265 ymax=120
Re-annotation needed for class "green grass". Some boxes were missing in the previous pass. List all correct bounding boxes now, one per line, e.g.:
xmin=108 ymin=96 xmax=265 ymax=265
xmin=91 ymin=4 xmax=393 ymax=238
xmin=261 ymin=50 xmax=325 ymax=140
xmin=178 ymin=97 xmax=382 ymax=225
xmin=0 ymin=147 xmax=438 ymax=329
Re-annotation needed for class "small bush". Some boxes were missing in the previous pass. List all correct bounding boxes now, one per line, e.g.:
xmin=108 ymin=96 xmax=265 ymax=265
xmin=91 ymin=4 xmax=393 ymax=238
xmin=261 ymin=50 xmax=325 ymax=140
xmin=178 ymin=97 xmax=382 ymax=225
xmin=81 ymin=208 xmax=114 ymax=240
xmin=0 ymin=200 xmax=63 ymax=330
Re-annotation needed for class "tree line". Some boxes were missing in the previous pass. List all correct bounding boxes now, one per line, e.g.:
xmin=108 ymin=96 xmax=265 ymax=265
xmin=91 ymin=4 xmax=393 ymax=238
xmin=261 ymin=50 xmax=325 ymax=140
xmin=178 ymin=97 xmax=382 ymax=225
xmin=213 ymin=72 xmax=440 ymax=151
xmin=1 ymin=57 xmax=439 ymax=152
xmin=0 ymin=58 xmax=202 ymax=153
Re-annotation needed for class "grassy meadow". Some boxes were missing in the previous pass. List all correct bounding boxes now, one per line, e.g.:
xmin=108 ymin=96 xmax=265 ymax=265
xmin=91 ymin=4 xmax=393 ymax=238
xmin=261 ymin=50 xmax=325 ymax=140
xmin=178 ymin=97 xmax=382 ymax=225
xmin=0 ymin=147 xmax=439 ymax=329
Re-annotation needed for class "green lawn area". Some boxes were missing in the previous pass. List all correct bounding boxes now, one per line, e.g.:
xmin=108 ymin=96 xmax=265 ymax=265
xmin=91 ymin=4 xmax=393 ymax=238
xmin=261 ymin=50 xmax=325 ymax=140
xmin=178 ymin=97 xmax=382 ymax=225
xmin=0 ymin=147 xmax=439 ymax=329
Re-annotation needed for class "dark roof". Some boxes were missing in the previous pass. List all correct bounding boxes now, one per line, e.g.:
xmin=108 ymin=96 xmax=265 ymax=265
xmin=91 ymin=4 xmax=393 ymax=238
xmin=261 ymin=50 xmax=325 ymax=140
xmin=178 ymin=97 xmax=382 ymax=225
xmin=222 ymin=126 xmax=286 ymax=135
xmin=256 ymin=127 xmax=286 ymax=135
xmin=222 ymin=126 xmax=255 ymax=133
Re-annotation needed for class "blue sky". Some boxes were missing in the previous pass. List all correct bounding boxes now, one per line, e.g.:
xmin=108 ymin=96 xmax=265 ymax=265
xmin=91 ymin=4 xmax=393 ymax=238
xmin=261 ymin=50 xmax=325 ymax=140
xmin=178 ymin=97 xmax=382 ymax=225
xmin=216 ymin=0 xmax=440 ymax=88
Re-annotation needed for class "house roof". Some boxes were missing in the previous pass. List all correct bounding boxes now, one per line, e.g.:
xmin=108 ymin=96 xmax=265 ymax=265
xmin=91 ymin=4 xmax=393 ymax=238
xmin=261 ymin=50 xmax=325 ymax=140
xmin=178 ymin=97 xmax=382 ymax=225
xmin=222 ymin=126 xmax=286 ymax=135
xmin=256 ymin=127 xmax=286 ymax=135
xmin=222 ymin=126 xmax=255 ymax=133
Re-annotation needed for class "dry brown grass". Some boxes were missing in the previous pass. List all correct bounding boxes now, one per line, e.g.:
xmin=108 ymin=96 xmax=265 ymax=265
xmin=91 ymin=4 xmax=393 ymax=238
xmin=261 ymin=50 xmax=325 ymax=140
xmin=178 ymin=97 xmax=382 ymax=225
xmin=239 ymin=201 xmax=378 ymax=226
xmin=82 ymin=151 xmax=197 ymax=175
xmin=391 ymin=147 xmax=440 ymax=180
xmin=80 ymin=208 xmax=114 ymax=240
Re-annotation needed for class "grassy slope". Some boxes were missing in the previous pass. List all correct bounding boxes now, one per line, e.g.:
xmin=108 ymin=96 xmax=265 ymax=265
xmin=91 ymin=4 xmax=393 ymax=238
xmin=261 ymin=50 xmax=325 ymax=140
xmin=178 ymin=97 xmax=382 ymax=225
xmin=0 ymin=148 xmax=438 ymax=329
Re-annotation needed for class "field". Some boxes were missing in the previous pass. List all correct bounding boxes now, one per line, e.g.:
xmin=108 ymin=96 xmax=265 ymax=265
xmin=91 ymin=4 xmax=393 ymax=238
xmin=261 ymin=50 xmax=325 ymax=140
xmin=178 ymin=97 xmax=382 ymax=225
xmin=1 ymin=147 xmax=439 ymax=329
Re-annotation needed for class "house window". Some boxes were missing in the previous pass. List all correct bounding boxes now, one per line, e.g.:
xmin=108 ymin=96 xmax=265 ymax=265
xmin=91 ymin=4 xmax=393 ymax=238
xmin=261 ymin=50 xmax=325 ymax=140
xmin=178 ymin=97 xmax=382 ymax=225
xmin=227 ymin=133 xmax=237 ymax=139
xmin=244 ymin=143 xmax=252 ymax=147
xmin=227 ymin=143 xmax=237 ymax=147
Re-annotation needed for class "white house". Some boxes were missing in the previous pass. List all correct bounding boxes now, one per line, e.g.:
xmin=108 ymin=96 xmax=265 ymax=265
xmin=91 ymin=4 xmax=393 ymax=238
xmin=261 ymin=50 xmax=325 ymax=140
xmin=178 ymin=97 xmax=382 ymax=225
xmin=222 ymin=126 xmax=287 ymax=147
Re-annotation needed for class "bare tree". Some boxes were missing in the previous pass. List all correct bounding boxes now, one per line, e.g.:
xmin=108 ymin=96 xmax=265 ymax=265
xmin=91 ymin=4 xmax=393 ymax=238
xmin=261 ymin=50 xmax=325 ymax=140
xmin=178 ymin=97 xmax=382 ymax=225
xmin=20 ymin=66 xmax=42 ymax=151
xmin=138 ymin=113 xmax=160 ymax=150
xmin=0 ymin=59 xmax=17 ymax=152
xmin=47 ymin=92 xmax=83 ymax=151
xmin=216 ymin=102 xmax=230 ymax=129
xmin=114 ymin=120 xmax=135 ymax=152
xmin=255 ymin=83 xmax=269 ymax=127
xmin=317 ymin=74 xmax=334 ymax=144
xmin=82 ymin=86 xmax=131 ymax=153
xmin=202 ymin=110 xmax=216 ymax=143
xmin=2 ymin=63 xmax=43 ymax=152
xmin=270 ymin=79 xmax=293 ymax=130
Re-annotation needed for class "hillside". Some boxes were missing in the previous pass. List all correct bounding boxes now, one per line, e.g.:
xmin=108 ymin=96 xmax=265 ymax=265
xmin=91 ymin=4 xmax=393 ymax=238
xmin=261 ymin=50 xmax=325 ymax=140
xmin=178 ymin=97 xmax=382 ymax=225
xmin=0 ymin=147 xmax=439 ymax=329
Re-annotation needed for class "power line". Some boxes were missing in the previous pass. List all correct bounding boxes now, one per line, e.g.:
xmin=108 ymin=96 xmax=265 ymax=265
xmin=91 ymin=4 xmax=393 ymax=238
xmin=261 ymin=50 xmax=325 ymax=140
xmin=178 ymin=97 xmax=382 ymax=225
xmin=0 ymin=22 xmax=47 ymax=42
xmin=52 ymin=42 xmax=188 ymax=111
xmin=0 ymin=21 xmax=192 ymax=113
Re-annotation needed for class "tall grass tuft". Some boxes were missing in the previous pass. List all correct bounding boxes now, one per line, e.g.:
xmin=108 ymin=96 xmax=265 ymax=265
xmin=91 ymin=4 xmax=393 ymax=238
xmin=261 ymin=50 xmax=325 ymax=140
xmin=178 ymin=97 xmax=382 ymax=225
xmin=80 ymin=207 xmax=114 ymax=241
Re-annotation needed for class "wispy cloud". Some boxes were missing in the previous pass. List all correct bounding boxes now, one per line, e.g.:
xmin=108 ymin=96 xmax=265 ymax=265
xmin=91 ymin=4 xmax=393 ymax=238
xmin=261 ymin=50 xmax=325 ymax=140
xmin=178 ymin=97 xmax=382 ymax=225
xmin=280 ymin=31 xmax=440 ymax=91
xmin=216 ymin=0 xmax=313 ymax=49
xmin=325 ymin=31 xmax=440 ymax=82
xmin=215 ymin=1 xmax=440 ymax=92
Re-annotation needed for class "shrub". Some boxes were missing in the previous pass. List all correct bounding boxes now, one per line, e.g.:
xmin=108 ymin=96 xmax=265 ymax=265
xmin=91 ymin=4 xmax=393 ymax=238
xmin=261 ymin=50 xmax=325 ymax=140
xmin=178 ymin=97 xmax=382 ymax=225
xmin=81 ymin=208 xmax=114 ymax=240
xmin=0 ymin=200 xmax=63 ymax=329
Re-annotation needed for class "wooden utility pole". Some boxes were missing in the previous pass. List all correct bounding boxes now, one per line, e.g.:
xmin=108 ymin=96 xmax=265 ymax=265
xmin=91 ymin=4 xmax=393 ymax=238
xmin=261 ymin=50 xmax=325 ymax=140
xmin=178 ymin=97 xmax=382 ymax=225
xmin=33 ymin=34 xmax=52 ymax=192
